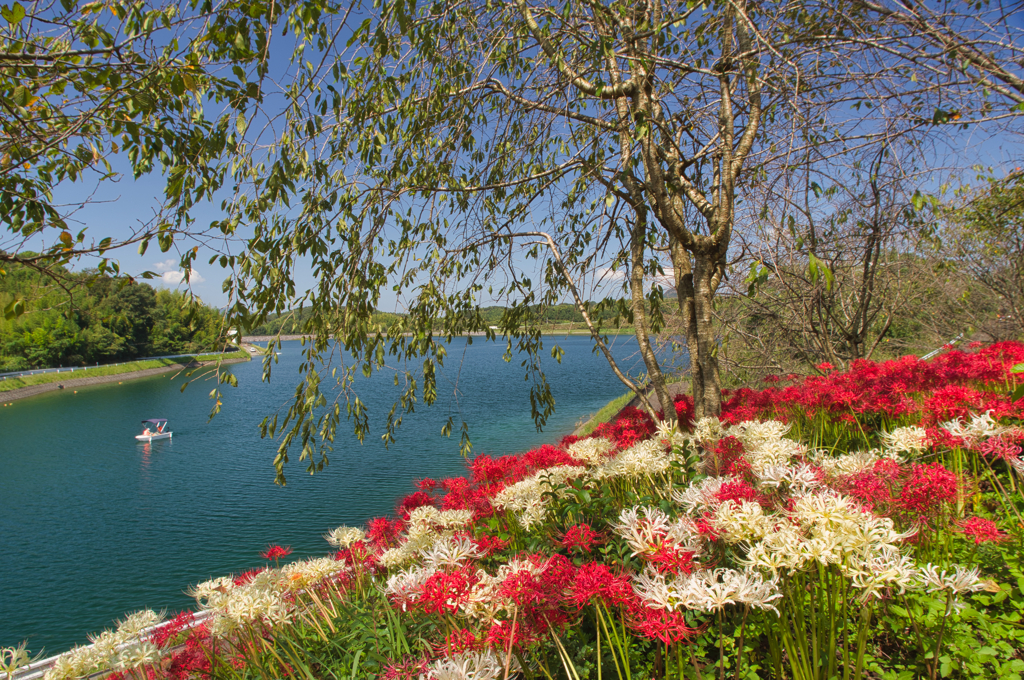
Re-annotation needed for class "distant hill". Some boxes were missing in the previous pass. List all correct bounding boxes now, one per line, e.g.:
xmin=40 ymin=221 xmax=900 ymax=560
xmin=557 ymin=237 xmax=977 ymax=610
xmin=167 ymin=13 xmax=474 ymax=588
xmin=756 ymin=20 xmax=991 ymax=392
xmin=247 ymin=301 xmax=631 ymax=336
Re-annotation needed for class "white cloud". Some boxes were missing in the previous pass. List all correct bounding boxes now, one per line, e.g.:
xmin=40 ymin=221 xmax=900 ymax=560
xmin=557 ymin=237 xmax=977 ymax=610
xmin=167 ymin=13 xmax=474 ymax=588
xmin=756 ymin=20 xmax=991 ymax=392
xmin=154 ymin=262 xmax=205 ymax=286
xmin=160 ymin=270 xmax=185 ymax=285
xmin=596 ymin=266 xmax=627 ymax=281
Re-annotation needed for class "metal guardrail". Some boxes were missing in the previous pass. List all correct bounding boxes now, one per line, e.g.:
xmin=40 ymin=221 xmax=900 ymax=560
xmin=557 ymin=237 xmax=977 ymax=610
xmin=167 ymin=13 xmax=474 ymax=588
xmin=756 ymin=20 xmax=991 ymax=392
xmin=0 ymin=351 xmax=238 ymax=381
xmin=920 ymin=333 xmax=965 ymax=361
xmin=11 ymin=612 xmax=214 ymax=680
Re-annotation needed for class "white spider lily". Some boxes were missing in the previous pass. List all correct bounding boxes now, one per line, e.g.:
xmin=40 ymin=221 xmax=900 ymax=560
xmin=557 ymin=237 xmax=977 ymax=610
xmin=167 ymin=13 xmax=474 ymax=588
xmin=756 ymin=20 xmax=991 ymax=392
xmin=566 ymin=437 xmax=616 ymax=465
xmin=916 ymin=564 xmax=986 ymax=595
xmin=940 ymin=410 xmax=1015 ymax=443
xmin=880 ymin=426 xmax=928 ymax=454
xmin=324 ymin=525 xmax=366 ymax=548
xmin=420 ymin=536 xmax=485 ymax=569
xmin=425 ymin=650 xmax=517 ymax=680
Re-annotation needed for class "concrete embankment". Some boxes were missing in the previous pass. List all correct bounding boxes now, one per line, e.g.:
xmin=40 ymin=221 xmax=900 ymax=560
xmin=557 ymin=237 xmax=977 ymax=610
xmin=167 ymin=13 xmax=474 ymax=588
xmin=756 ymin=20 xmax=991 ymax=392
xmin=0 ymin=356 xmax=250 ymax=403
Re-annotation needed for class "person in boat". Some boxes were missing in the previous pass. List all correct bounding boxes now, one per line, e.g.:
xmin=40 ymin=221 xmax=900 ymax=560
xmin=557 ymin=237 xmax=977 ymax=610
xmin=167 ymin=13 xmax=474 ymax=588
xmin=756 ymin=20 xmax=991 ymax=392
xmin=143 ymin=427 xmax=152 ymax=436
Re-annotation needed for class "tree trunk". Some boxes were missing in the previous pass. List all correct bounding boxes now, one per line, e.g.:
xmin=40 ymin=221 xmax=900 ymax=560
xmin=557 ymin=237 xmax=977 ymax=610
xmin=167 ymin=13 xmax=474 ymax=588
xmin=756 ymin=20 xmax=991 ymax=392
xmin=672 ymin=240 xmax=722 ymax=422
xmin=629 ymin=214 xmax=675 ymax=425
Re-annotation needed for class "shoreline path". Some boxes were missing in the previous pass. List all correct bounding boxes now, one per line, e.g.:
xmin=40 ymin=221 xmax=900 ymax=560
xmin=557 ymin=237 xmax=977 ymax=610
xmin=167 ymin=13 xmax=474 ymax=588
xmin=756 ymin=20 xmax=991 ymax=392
xmin=1 ymin=353 xmax=254 ymax=403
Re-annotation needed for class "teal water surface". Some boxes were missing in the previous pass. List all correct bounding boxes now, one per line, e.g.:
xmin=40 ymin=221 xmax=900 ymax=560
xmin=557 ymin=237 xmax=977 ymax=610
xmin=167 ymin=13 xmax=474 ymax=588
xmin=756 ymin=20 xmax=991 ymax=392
xmin=0 ymin=336 xmax=658 ymax=656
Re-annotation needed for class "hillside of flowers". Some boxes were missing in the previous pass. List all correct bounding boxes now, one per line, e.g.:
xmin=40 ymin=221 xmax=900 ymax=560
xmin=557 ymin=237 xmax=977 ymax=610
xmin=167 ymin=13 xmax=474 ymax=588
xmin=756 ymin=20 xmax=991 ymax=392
xmin=23 ymin=342 xmax=1024 ymax=680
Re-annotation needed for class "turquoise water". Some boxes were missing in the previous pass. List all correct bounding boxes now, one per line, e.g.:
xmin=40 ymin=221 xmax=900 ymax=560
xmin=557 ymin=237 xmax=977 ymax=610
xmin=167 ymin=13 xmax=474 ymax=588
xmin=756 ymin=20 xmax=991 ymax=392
xmin=0 ymin=336 xmax=658 ymax=656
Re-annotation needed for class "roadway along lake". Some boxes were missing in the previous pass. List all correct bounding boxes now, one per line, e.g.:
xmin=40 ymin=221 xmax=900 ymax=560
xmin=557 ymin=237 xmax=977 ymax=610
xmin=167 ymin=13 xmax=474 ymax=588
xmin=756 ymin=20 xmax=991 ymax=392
xmin=0 ymin=335 xmax=665 ymax=656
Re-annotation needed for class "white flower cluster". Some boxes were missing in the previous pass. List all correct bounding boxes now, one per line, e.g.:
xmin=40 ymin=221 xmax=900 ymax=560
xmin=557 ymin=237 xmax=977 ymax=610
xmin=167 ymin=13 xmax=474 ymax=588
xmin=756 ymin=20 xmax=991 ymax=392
xmin=756 ymin=462 xmax=821 ymax=492
xmin=380 ymin=507 xmax=476 ymax=567
xmin=692 ymin=417 xmax=725 ymax=443
xmin=880 ymin=426 xmax=928 ymax=454
xmin=813 ymin=449 xmax=899 ymax=477
xmin=655 ymin=420 xmax=691 ymax=450
xmin=566 ymin=437 xmax=617 ymax=465
xmin=422 ymin=650 xmax=518 ymax=680
xmin=613 ymin=507 xmax=704 ymax=559
xmin=45 ymin=611 xmax=164 ymax=680
xmin=713 ymin=500 xmax=775 ymax=543
xmin=916 ymin=564 xmax=986 ymax=595
xmin=633 ymin=566 xmax=782 ymax=613
xmin=592 ymin=439 xmax=676 ymax=480
xmin=670 ymin=460 xmax=931 ymax=602
xmin=324 ymin=525 xmax=366 ymax=548
xmin=189 ymin=557 xmax=346 ymax=636
xmin=492 ymin=465 xmax=587 ymax=528
xmin=941 ymin=410 xmax=1017 ymax=443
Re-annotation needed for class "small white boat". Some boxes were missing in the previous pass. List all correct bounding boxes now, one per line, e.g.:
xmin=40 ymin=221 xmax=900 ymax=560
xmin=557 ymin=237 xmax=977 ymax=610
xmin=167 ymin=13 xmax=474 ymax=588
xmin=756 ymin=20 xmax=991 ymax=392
xmin=136 ymin=418 xmax=172 ymax=441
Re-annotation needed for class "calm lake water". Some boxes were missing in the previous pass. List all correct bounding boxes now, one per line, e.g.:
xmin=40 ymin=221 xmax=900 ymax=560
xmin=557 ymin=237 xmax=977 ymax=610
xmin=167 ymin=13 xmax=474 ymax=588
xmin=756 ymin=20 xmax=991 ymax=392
xmin=0 ymin=335 xmax=662 ymax=656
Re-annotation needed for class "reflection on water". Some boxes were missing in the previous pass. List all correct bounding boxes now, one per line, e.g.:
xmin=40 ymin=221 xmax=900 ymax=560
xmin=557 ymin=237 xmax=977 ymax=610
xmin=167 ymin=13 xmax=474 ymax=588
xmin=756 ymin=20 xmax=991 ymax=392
xmin=0 ymin=336 xmax=661 ymax=655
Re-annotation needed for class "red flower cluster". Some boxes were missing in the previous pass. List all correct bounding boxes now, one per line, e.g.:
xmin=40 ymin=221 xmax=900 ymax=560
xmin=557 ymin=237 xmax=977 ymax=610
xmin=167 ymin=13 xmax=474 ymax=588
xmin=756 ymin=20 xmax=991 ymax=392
xmin=591 ymin=406 xmax=657 ymax=448
xmin=421 ymin=567 xmax=480 ymax=615
xmin=957 ymin=517 xmax=1008 ymax=544
xmin=165 ymin=624 xmax=212 ymax=680
xmin=260 ymin=544 xmax=292 ymax=561
xmin=560 ymin=523 xmax=603 ymax=553
xmin=709 ymin=343 xmax=1024 ymax=427
xmin=232 ymin=569 xmax=265 ymax=586
xmin=898 ymin=463 xmax=958 ymax=516
xmin=149 ymin=611 xmax=195 ymax=649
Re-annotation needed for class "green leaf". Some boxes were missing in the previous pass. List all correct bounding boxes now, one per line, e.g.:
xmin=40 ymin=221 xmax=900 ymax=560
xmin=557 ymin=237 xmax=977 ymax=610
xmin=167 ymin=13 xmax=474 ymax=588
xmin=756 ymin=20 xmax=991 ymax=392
xmin=912 ymin=190 xmax=925 ymax=211
xmin=1010 ymin=362 xmax=1024 ymax=373
xmin=3 ymin=297 xmax=25 ymax=320
xmin=1 ymin=3 xmax=25 ymax=25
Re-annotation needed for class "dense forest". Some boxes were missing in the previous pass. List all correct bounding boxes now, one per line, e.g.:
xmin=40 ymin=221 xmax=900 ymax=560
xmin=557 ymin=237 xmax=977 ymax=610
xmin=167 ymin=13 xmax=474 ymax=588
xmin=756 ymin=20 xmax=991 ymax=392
xmin=0 ymin=263 xmax=226 ymax=372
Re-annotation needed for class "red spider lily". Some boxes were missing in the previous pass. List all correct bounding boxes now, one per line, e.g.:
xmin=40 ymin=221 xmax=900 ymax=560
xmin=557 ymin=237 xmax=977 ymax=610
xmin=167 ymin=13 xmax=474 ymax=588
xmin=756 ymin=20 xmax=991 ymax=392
xmin=630 ymin=607 xmax=702 ymax=646
xmin=470 ymin=453 xmax=529 ymax=485
xmin=397 ymin=491 xmax=435 ymax=519
xmin=522 ymin=444 xmax=586 ymax=470
xmin=837 ymin=470 xmax=897 ymax=512
xmin=646 ymin=545 xmax=697 ymax=575
xmin=261 ymin=544 xmax=292 ymax=561
xmin=367 ymin=517 xmax=406 ymax=549
xmin=973 ymin=435 xmax=1023 ymax=461
xmin=439 ymin=476 xmax=496 ymax=520
xmin=149 ymin=611 xmax=195 ymax=648
xmin=416 ymin=478 xmax=441 ymax=492
xmin=817 ymin=362 xmax=835 ymax=372
xmin=956 ymin=517 xmax=1008 ymax=544
xmin=336 ymin=540 xmax=378 ymax=569
xmin=695 ymin=515 xmax=720 ymax=540
xmin=381 ymin=656 xmax=430 ymax=680
xmin=569 ymin=563 xmax=636 ymax=610
xmin=673 ymin=394 xmax=696 ymax=430
xmin=166 ymin=624 xmax=212 ymax=680
xmin=714 ymin=479 xmax=760 ymax=505
xmin=421 ymin=567 xmax=480 ymax=615
xmin=560 ymin=524 xmax=604 ymax=553
xmin=470 ymin=533 xmax=509 ymax=555
xmin=714 ymin=436 xmax=748 ymax=476
xmin=898 ymin=463 xmax=958 ymax=515
xmin=432 ymin=628 xmax=480 ymax=656
xmin=592 ymin=406 xmax=657 ymax=448
xmin=232 ymin=569 xmax=265 ymax=586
